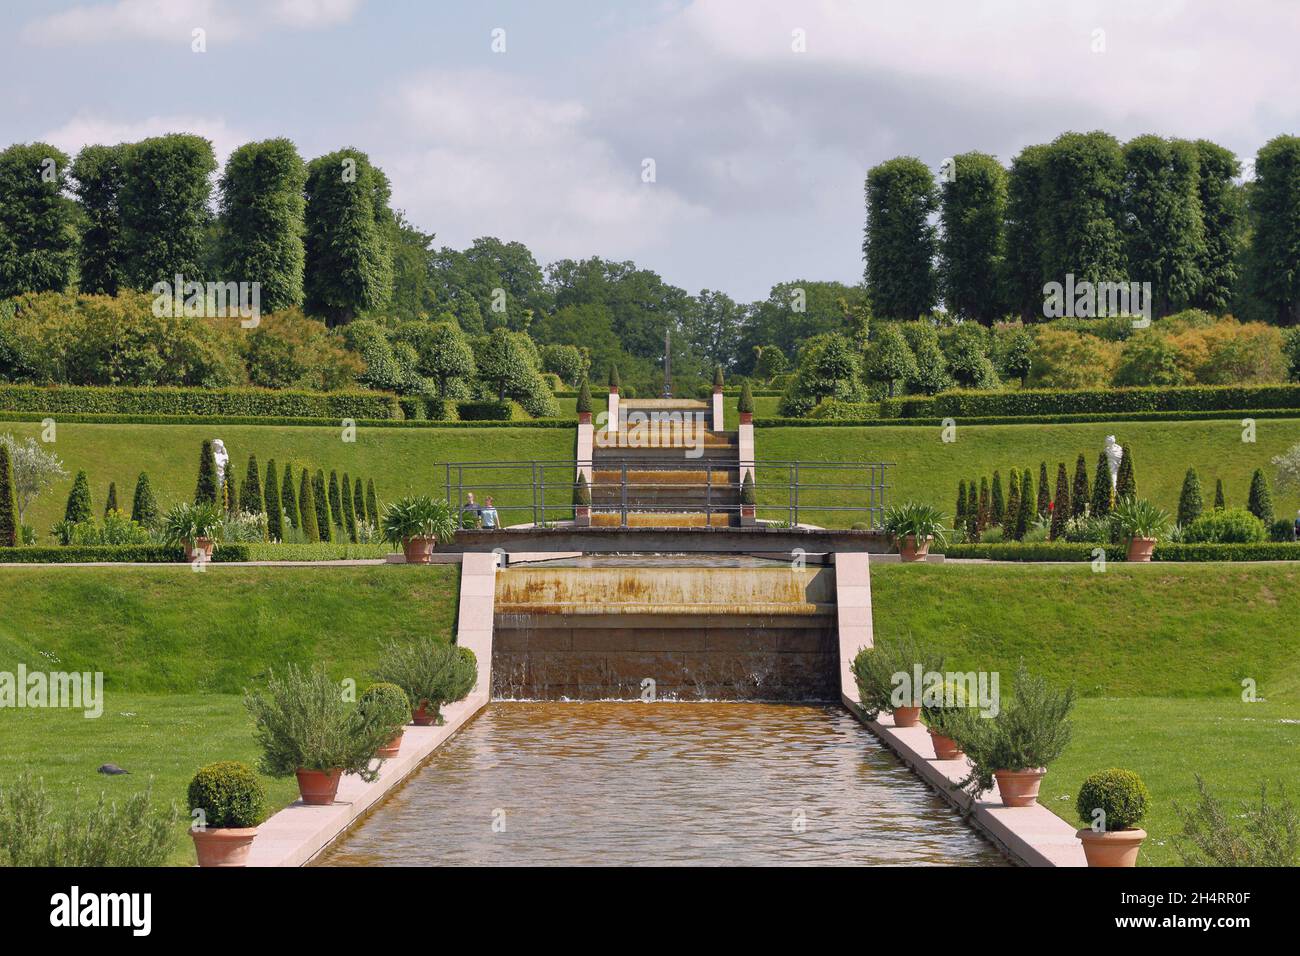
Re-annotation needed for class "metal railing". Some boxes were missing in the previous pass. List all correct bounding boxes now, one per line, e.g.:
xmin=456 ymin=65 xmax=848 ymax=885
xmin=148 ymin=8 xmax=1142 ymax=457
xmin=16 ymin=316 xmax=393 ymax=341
xmin=443 ymin=459 xmax=893 ymax=529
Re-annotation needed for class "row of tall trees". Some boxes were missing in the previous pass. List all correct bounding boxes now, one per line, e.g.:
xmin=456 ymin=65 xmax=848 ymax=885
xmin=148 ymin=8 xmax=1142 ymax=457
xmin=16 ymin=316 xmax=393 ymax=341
xmin=864 ymin=133 xmax=1300 ymax=326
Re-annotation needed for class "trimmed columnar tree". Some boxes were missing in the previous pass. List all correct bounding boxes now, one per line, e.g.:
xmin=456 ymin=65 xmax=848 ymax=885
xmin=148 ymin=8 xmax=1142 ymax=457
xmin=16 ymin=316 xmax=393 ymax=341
xmin=1248 ymin=135 xmax=1300 ymax=325
xmin=328 ymin=471 xmax=344 ymax=533
xmin=218 ymin=138 xmax=307 ymax=313
xmin=1116 ymin=447 xmax=1137 ymax=501
xmin=1214 ymin=478 xmax=1226 ymax=510
xmin=353 ymin=477 xmax=366 ymax=526
xmin=1005 ymin=468 xmax=1021 ymax=529
xmin=1072 ymin=454 xmax=1090 ymax=518
xmin=341 ymin=471 xmax=358 ymax=542
xmin=991 ymin=471 xmax=1005 ymax=526
xmin=195 ymin=440 xmax=219 ymax=505
xmin=280 ymin=463 xmax=298 ymax=530
xmin=1041 ymin=131 xmax=1127 ymax=291
xmin=955 ymin=479 xmax=967 ymax=530
xmin=978 ymin=478 xmax=990 ymax=533
xmin=1121 ymin=135 xmax=1205 ymax=316
xmin=64 ymin=470 xmax=91 ymax=523
xmin=939 ymin=151 xmax=1008 ymax=324
xmin=312 ymin=470 xmax=332 ymax=542
xmin=303 ymin=148 xmax=393 ymax=326
xmin=1036 ymin=462 xmax=1051 ymax=518
xmin=0 ymin=443 xmax=18 ymax=547
xmin=119 ymin=134 xmax=217 ymax=290
xmin=1247 ymin=469 xmax=1275 ymax=525
xmin=966 ymin=480 xmax=978 ymax=539
xmin=265 ymin=460 xmax=283 ymax=542
xmin=1178 ymin=468 xmax=1204 ymax=527
xmin=1091 ymin=451 xmax=1113 ymax=517
xmin=240 ymin=454 xmax=265 ymax=517
xmin=131 ymin=473 xmax=158 ymax=527
xmin=366 ymin=479 xmax=378 ymax=525
xmin=1050 ymin=462 xmax=1070 ymax=540
xmin=863 ymin=156 xmax=938 ymax=319
xmin=0 ymin=143 xmax=77 ymax=298
xmin=865 ymin=324 xmax=917 ymax=398
xmin=223 ymin=471 xmax=238 ymax=516
xmin=104 ymin=481 xmax=118 ymax=517
xmin=1014 ymin=470 xmax=1033 ymax=541
xmin=70 ymin=144 xmax=128 ymax=295
xmin=298 ymin=470 xmax=320 ymax=543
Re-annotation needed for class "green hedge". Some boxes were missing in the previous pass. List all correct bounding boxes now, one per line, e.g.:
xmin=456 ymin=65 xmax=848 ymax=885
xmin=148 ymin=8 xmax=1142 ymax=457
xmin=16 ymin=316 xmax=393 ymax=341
xmin=0 ymin=384 xmax=402 ymax=420
xmin=0 ymin=411 xmax=573 ymax=429
xmin=231 ymin=543 xmax=389 ymax=561
xmin=0 ymin=544 xmax=248 ymax=563
xmin=879 ymin=384 xmax=1300 ymax=420
xmin=458 ymin=399 xmax=520 ymax=421
xmin=755 ymin=408 xmax=1300 ymax=428
xmin=942 ymin=542 xmax=1300 ymax=562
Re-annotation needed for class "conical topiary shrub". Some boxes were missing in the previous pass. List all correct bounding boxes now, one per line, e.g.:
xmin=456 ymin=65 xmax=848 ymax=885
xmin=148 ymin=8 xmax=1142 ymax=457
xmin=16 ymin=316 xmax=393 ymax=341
xmin=65 ymin=470 xmax=92 ymax=523
xmin=991 ymin=471 xmax=1005 ymax=526
xmin=1247 ymin=469 xmax=1274 ymax=525
xmin=1014 ymin=469 xmax=1033 ymax=540
xmin=298 ymin=470 xmax=320 ymax=543
xmin=341 ymin=471 xmax=358 ymax=542
xmin=1177 ymin=468 xmax=1203 ymax=527
xmin=955 ymin=479 xmax=967 ymax=530
xmin=1072 ymin=454 xmax=1089 ymax=518
xmin=313 ymin=470 xmax=331 ymax=542
xmin=281 ymin=463 xmax=298 ymax=530
xmin=0 ymin=444 xmax=17 ymax=547
xmin=265 ymin=460 xmax=283 ymax=542
xmin=1050 ymin=462 xmax=1070 ymax=540
xmin=1116 ymin=446 xmax=1136 ymax=501
xmin=1091 ymin=451 xmax=1112 ymax=517
xmin=104 ymin=481 xmax=118 ymax=517
xmin=1006 ymin=468 xmax=1020 ymax=529
xmin=1036 ymin=462 xmax=1050 ymax=518
xmin=131 ymin=473 xmax=159 ymax=527
xmin=366 ymin=480 xmax=378 ymax=525
xmin=1213 ymin=478 xmax=1225 ymax=510
xmin=195 ymin=440 xmax=219 ymax=505
xmin=241 ymin=454 xmax=265 ymax=517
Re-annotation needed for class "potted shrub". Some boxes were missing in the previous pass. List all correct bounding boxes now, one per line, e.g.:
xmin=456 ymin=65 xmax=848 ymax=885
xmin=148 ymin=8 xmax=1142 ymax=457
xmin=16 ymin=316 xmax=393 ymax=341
xmin=851 ymin=637 xmax=943 ymax=729
xmin=360 ymin=682 xmax=413 ymax=757
xmin=576 ymin=379 xmax=593 ymax=424
xmin=957 ymin=664 xmax=1075 ymax=807
xmin=161 ymin=501 xmax=224 ymax=562
xmin=1111 ymin=497 xmax=1171 ymax=562
xmin=372 ymin=640 xmax=479 ymax=727
xmin=381 ymin=495 xmax=456 ymax=564
xmin=244 ymin=664 xmax=404 ymax=806
xmin=740 ymin=469 xmax=756 ymax=523
xmin=1075 ymin=768 xmax=1150 ymax=867
xmin=923 ymin=679 xmax=974 ymax=760
xmin=187 ymin=761 xmax=268 ymax=867
xmin=574 ymin=473 xmax=592 ymax=527
xmin=883 ymin=502 xmax=949 ymax=562
xmin=737 ymin=380 xmax=754 ymax=424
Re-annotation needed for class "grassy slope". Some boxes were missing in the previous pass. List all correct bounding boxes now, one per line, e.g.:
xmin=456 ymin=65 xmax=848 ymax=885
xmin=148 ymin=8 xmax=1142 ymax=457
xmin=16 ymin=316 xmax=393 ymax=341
xmin=761 ymin=419 xmax=1300 ymax=527
xmin=0 ymin=420 xmax=573 ymax=533
xmin=0 ymin=565 xmax=460 ymax=865
xmin=872 ymin=564 xmax=1300 ymax=865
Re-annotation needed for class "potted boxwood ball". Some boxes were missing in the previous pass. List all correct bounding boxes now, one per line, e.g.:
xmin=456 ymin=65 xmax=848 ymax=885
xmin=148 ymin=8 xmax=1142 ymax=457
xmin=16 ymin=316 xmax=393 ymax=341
xmin=372 ymin=640 xmax=479 ymax=727
xmin=923 ymin=679 xmax=974 ymax=761
xmin=360 ymin=682 xmax=413 ymax=758
xmin=1075 ymin=768 xmax=1150 ymax=867
xmin=882 ymin=502 xmax=948 ymax=562
xmin=188 ymin=761 xmax=268 ymax=867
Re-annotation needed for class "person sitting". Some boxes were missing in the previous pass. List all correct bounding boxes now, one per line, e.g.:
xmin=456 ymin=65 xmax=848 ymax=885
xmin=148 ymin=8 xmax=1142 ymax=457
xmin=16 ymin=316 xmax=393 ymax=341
xmin=481 ymin=496 xmax=499 ymax=530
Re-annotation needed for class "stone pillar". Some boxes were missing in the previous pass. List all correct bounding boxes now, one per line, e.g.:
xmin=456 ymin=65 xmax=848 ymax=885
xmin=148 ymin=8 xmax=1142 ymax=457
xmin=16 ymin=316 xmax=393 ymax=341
xmin=712 ymin=386 xmax=724 ymax=431
xmin=576 ymin=413 xmax=593 ymax=528
xmin=738 ymin=411 xmax=755 ymax=484
xmin=833 ymin=552 xmax=874 ymax=708
xmin=607 ymin=386 xmax=620 ymax=434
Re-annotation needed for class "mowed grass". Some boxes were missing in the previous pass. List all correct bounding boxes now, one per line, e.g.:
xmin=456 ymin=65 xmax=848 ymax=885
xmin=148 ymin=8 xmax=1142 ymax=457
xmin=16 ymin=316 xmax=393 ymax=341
xmin=0 ymin=420 xmax=574 ymax=533
xmin=760 ymin=418 xmax=1300 ymax=527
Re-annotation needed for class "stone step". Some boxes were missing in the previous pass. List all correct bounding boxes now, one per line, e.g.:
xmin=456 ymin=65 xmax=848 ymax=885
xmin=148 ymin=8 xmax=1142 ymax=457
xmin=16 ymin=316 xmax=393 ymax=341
xmin=590 ymin=511 xmax=735 ymax=528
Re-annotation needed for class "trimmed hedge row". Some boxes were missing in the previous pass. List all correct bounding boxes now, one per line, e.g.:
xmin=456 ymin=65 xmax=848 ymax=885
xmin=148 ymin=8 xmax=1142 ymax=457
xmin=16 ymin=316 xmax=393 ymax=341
xmin=0 ymin=544 xmax=249 ymax=563
xmin=232 ymin=543 xmax=389 ymax=561
xmin=0 ymin=411 xmax=575 ymax=429
xmin=879 ymin=384 xmax=1300 ymax=419
xmin=0 ymin=384 xmax=402 ymax=419
xmin=942 ymin=542 xmax=1300 ymax=562
xmin=755 ymin=408 xmax=1300 ymax=428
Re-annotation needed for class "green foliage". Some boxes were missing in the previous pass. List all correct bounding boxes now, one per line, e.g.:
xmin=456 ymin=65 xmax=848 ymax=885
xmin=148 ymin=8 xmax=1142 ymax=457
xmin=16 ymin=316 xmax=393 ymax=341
xmin=540 ymin=343 xmax=589 ymax=387
xmin=218 ymin=138 xmax=306 ymax=313
xmin=1116 ymin=445 xmax=1137 ymax=500
xmin=1248 ymin=135 xmax=1300 ymax=325
xmin=280 ymin=463 xmax=298 ymax=530
xmin=0 ymin=432 xmax=66 ymax=524
xmin=1004 ymin=469 xmax=1020 ymax=529
xmin=883 ymin=501 xmax=948 ymax=546
xmin=955 ymin=478 xmax=967 ymax=528
xmin=1014 ymin=469 xmax=1032 ymax=541
xmin=863 ymin=156 xmax=938 ymax=319
xmin=851 ymin=636 xmax=944 ymax=719
xmin=1041 ymin=131 xmax=1126 ymax=291
xmin=939 ymin=152 xmax=1008 ymax=322
xmin=340 ymin=471 xmax=357 ymax=542
xmin=0 ymin=143 xmax=76 ymax=298
xmin=1076 ymin=768 xmax=1151 ymax=831
xmin=1049 ymin=462 xmax=1070 ymax=540
xmin=264 ymin=460 xmax=283 ymax=541
xmin=740 ymin=469 xmax=755 ymax=506
xmin=574 ymin=473 xmax=591 ymax=507
xmin=69 ymin=144 xmax=128 ymax=296
xmin=194 ymin=440 xmax=218 ymax=505
xmin=1071 ymin=454 xmax=1090 ymax=518
xmin=777 ymin=333 xmax=864 ymax=416
xmin=358 ymin=682 xmax=412 ymax=730
xmin=297 ymin=469 xmax=319 ymax=542
xmin=738 ymin=379 xmax=754 ymax=414
xmin=1182 ymin=507 xmax=1267 ymax=544
xmin=187 ymin=761 xmax=268 ymax=829
xmin=380 ymin=495 xmax=456 ymax=545
xmin=129 ymin=472 xmax=158 ymax=527
xmin=991 ymin=471 xmax=1004 ymax=525
xmin=312 ymin=469 xmax=331 ymax=542
xmin=942 ymin=324 xmax=999 ymax=390
xmin=366 ymin=479 xmax=378 ymax=525
xmin=1092 ymin=451 xmax=1113 ymax=517
xmin=1036 ymin=462 xmax=1050 ymax=517
xmin=354 ymin=476 xmax=366 ymax=525
xmin=1122 ymin=135 xmax=1205 ymax=315
xmin=371 ymin=641 xmax=479 ymax=723
xmin=576 ymin=379 xmax=592 ymax=414
xmin=1111 ymin=497 xmax=1172 ymax=540
xmin=864 ymin=324 xmax=917 ymax=398
xmin=1214 ymin=477 xmax=1226 ymax=509
xmin=118 ymin=134 xmax=217 ymax=290
xmin=884 ymin=383 xmax=1300 ymax=419
xmin=608 ymin=364 xmax=620 ymax=389
xmin=0 ymin=443 xmax=16 ymax=546
xmin=1248 ymin=468 xmax=1275 ymax=524
xmin=161 ymin=501 xmax=224 ymax=545
xmin=1175 ymin=776 xmax=1298 ymax=866
xmin=327 ymin=470 xmax=343 ymax=529
xmin=0 ymin=772 xmax=177 ymax=867
xmin=243 ymin=663 xmax=400 ymax=781
xmin=239 ymin=454 xmax=264 ymax=518
xmin=1190 ymin=140 xmax=1244 ymax=312
xmin=0 ymin=381 xmax=400 ymax=418
xmin=63 ymin=469 xmax=91 ymax=523
xmin=102 ymin=481 xmax=117 ymax=517
xmin=1177 ymin=468 xmax=1204 ymax=526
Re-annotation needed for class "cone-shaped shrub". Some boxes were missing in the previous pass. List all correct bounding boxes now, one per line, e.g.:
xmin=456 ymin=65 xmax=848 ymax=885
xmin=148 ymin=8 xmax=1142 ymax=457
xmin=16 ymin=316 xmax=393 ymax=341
xmin=1214 ymin=478 xmax=1225 ymax=510
xmin=1050 ymin=462 xmax=1070 ymax=540
xmin=0 ymin=444 xmax=17 ymax=547
xmin=1014 ymin=469 xmax=1033 ymax=540
xmin=1177 ymin=468 xmax=1204 ymax=527
xmin=131 ymin=473 xmax=159 ymax=527
xmin=1072 ymin=454 xmax=1089 ymax=518
xmin=1116 ymin=446 xmax=1136 ymax=501
xmin=608 ymin=364 xmax=620 ymax=390
xmin=738 ymin=380 xmax=754 ymax=414
xmin=298 ymin=470 xmax=319 ymax=542
xmin=978 ymin=477 xmax=990 ymax=532
xmin=194 ymin=440 xmax=219 ymax=505
xmin=313 ymin=470 xmax=332 ymax=542
xmin=328 ymin=471 xmax=344 ymax=531
xmin=354 ymin=477 xmax=365 ymax=526
xmin=104 ymin=481 xmax=118 ymax=517
xmin=265 ymin=460 xmax=283 ymax=542
xmin=281 ymin=463 xmax=298 ymax=530
xmin=1247 ymin=469 xmax=1274 ymax=525
xmin=1091 ymin=451 xmax=1112 ymax=517
xmin=966 ymin=480 xmax=978 ymax=538
xmin=1036 ymin=462 xmax=1050 ymax=518
xmin=576 ymin=379 xmax=592 ymax=415
xmin=991 ymin=471 xmax=1004 ymax=526
xmin=241 ymin=454 xmax=265 ymax=517
xmin=223 ymin=471 xmax=238 ymax=516
xmin=740 ymin=470 xmax=756 ymax=506
xmin=65 ymin=470 xmax=92 ymax=523
xmin=955 ymin=479 xmax=967 ymax=529
xmin=366 ymin=479 xmax=378 ymax=524
xmin=713 ymin=365 xmax=724 ymax=389
xmin=575 ymin=472 xmax=591 ymax=506
xmin=341 ymin=471 xmax=358 ymax=542
xmin=1005 ymin=468 xmax=1020 ymax=528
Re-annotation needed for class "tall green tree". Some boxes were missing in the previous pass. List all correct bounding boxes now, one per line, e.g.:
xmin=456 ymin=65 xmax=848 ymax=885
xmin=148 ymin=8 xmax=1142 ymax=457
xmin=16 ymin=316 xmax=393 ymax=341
xmin=863 ymin=157 xmax=938 ymax=319
xmin=1005 ymin=468 xmax=1021 ymax=529
xmin=864 ymin=324 xmax=917 ymax=397
xmin=955 ymin=479 xmax=967 ymax=529
xmin=1191 ymin=140 xmax=1244 ymax=313
xmin=297 ymin=469 xmax=319 ymax=542
xmin=312 ymin=469 xmax=332 ymax=542
xmin=340 ymin=471 xmax=358 ymax=542
xmin=1214 ymin=478 xmax=1226 ymax=510
xmin=64 ymin=470 xmax=91 ymax=523
xmin=70 ymin=144 xmax=128 ymax=295
xmin=939 ymin=152 xmax=1007 ymax=323
xmin=280 ymin=463 xmax=299 ymax=530
xmin=194 ymin=440 xmax=219 ymax=505
xmin=1002 ymin=144 xmax=1052 ymax=320
xmin=119 ymin=134 xmax=217 ymax=289
xmin=1071 ymin=454 xmax=1090 ymax=518
xmin=991 ymin=470 xmax=1005 ymax=525
xmin=130 ymin=473 xmax=158 ymax=527
xmin=1248 ymin=135 xmax=1300 ymax=325
xmin=1050 ymin=462 xmax=1070 ymax=540
xmin=328 ymin=471 xmax=344 ymax=532
xmin=1036 ymin=462 xmax=1051 ymax=518
xmin=1091 ymin=451 xmax=1113 ymax=517
xmin=218 ymin=138 xmax=307 ymax=313
xmin=1041 ymin=132 xmax=1127 ymax=291
xmin=1121 ymin=136 xmax=1205 ymax=316
xmin=1014 ymin=470 xmax=1033 ymax=541
xmin=353 ymin=476 xmax=366 ymax=526
xmin=1116 ymin=446 xmax=1137 ymax=501
xmin=1247 ymin=469 xmax=1274 ymax=524
xmin=265 ymin=459 xmax=283 ymax=542
xmin=0 ymin=444 xmax=17 ymax=547
xmin=0 ymin=143 xmax=77 ymax=298
xmin=1178 ymin=468 xmax=1204 ymax=526
xmin=303 ymin=148 xmax=393 ymax=326
xmin=240 ymin=454 xmax=265 ymax=517
xmin=366 ymin=479 xmax=378 ymax=525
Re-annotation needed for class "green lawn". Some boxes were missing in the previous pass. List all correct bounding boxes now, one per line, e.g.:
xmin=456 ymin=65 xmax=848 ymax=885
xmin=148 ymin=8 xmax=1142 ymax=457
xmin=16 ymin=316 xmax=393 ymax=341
xmin=760 ymin=418 xmax=1300 ymax=527
xmin=0 ymin=420 xmax=574 ymax=534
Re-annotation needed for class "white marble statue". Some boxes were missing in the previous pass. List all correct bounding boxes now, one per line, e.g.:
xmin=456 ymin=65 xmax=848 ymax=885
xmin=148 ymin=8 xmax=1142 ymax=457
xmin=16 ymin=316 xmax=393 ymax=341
xmin=212 ymin=439 xmax=230 ymax=486
xmin=1103 ymin=435 xmax=1123 ymax=489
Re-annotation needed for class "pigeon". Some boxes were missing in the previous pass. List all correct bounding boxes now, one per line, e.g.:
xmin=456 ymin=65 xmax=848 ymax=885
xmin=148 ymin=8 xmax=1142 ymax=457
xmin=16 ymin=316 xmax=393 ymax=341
xmin=97 ymin=763 xmax=130 ymax=775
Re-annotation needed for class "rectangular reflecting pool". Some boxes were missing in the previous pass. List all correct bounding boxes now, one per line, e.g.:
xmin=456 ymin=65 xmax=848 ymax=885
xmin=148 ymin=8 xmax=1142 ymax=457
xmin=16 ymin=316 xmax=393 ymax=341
xmin=315 ymin=703 xmax=1008 ymax=866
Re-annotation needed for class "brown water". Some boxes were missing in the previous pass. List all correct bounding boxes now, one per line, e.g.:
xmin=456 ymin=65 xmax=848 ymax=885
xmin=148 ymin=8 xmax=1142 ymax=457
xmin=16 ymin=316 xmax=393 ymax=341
xmin=316 ymin=703 xmax=1007 ymax=866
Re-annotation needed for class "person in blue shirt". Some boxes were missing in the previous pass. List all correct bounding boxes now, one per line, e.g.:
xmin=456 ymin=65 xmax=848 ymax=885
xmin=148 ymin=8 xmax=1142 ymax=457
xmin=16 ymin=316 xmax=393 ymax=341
xmin=481 ymin=496 xmax=499 ymax=530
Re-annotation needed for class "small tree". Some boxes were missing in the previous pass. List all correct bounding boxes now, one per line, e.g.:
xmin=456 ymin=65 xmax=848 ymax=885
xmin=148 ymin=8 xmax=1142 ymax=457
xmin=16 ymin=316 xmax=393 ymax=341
xmin=0 ymin=444 xmax=17 ymax=547
xmin=1014 ymin=470 xmax=1033 ymax=540
xmin=366 ymin=479 xmax=378 ymax=525
xmin=1050 ymin=462 xmax=1070 ymax=540
xmin=865 ymin=324 xmax=917 ymax=398
xmin=740 ymin=470 xmax=756 ymax=506
xmin=1036 ymin=462 xmax=1050 ymax=518
xmin=1177 ymin=468 xmax=1204 ymax=527
xmin=966 ymin=480 xmax=978 ymax=539
xmin=65 ymin=470 xmax=92 ymax=523
xmin=1005 ymin=468 xmax=1020 ymax=529
xmin=298 ymin=470 xmax=320 ymax=542
xmin=241 ymin=454 xmax=265 ymax=517
xmin=195 ymin=440 xmax=219 ymax=505
xmin=1071 ymin=454 xmax=1090 ymax=518
xmin=574 ymin=472 xmax=591 ymax=507
xmin=1247 ymin=469 xmax=1275 ymax=525
xmin=0 ymin=434 xmax=66 ymax=525
xmin=281 ymin=463 xmax=299 ymax=530
xmin=977 ymin=477 xmax=990 ymax=532
xmin=354 ymin=477 xmax=366 ymax=526
xmin=1091 ymin=451 xmax=1112 ymax=517
xmin=713 ymin=365 xmax=724 ymax=389
xmin=223 ymin=471 xmax=238 ymax=517
xmin=1214 ymin=478 xmax=1226 ymax=510
xmin=991 ymin=471 xmax=1004 ymax=526
xmin=328 ymin=471 xmax=344 ymax=530
xmin=103 ymin=481 xmax=118 ymax=518
xmin=130 ymin=473 xmax=159 ymax=527
xmin=576 ymin=379 xmax=592 ymax=415
xmin=1116 ymin=446 xmax=1137 ymax=501
xmin=608 ymin=364 xmax=620 ymax=391
xmin=265 ymin=460 xmax=283 ymax=541
xmin=738 ymin=379 xmax=755 ymax=415
xmin=955 ymin=479 xmax=967 ymax=529
xmin=313 ymin=470 xmax=332 ymax=542
xmin=341 ymin=471 xmax=358 ymax=542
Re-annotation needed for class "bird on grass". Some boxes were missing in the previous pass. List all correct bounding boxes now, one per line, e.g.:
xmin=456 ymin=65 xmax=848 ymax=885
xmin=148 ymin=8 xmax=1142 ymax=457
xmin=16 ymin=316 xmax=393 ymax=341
xmin=97 ymin=764 xmax=130 ymax=775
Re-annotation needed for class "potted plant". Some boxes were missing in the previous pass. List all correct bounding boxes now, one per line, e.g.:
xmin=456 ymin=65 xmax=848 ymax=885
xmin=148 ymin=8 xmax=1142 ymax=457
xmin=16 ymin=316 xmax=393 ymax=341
xmin=576 ymin=379 xmax=593 ymax=425
xmin=372 ymin=640 xmax=479 ymax=727
xmin=956 ymin=664 xmax=1074 ymax=807
xmin=923 ymin=679 xmax=974 ymax=760
xmin=1075 ymin=768 xmax=1150 ymax=867
xmin=850 ymin=637 xmax=943 ymax=729
xmin=161 ymin=500 xmax=224 ymax=562
xmin=740 ymin=469 xmax=756 ymax=523
xmin=882 ymin=501 xmax=948 ymax=562
xmin=187 ymin=761 xmax=268 ymax=867
xmin=574 ymin=473 xmax=592 ymax=527
xmin=737 ymin=380 xmax=754 ymax=425
xmin=381 ymin=494 xmax=456 ymax=564
xmin=1111 ymin=497 xmax=1171 ymax=562
xmin=244 ymin=664 xmax=404 ymax=806
xmin=360 ymin=683 xmax=413 ymax=758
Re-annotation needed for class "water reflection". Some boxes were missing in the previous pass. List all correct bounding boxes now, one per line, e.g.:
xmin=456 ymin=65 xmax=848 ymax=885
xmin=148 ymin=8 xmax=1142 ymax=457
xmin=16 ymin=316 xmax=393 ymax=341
xmin=317 ymin=703 xmax=1007 ymax=866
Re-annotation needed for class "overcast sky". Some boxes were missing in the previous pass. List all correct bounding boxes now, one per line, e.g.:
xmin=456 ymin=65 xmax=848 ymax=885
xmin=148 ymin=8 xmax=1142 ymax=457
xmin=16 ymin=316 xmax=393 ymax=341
xmin=4 ymin=0 xmax=1299 ymax=302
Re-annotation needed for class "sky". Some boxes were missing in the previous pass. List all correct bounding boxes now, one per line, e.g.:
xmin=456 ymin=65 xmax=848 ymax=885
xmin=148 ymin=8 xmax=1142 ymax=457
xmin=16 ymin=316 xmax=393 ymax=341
xmin=3 ymin=0 xmax=1299 ymax=303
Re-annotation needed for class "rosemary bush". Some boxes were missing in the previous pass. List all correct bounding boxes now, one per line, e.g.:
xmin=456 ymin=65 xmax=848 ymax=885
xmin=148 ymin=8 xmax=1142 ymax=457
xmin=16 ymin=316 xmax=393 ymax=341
xmin=850 ymin=636 xmax=944 ymax=719
xmin=1175 ymin=776 xmax=1298 ymax=866
xmin=372 ymin=641 xmax=478 ymax=724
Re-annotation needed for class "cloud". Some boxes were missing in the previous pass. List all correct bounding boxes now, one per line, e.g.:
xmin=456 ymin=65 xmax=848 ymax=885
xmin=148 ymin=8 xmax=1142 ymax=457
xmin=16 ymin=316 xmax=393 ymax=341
xmin=22 ymin=0 xmax=362 ymax=45
xmin=41 ymin=114 xmax=249 ymax=170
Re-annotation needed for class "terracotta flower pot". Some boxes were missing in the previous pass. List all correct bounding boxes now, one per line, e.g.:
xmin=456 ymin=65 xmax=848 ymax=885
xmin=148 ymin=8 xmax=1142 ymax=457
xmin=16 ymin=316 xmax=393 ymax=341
xmin=929 ymin=729 xmax=963 ymax=760
xmin=1077 ymin=827 xmax=1147 ymax=867
xmin=295 ymin=768 xmax=342 ymax=805
xmin=378 ymin=728 xmax=405 ymax=758
xmin=739 ymin=411 xmax=753 ymax=425
xmin=994 ymin=768 xmax=1047 ymax=807
xmin=411 ymin=701 xmax=438 ymax=726
xmin=185 ymin=537 xmax=214 ymax=562
xmin=1126 ymin=536 xmax=1156 ymax=562
xmin=578 ymin=411 xmax=592 ymax=424
xmin=190 ymin=826 xmax=258 ymax=867
xmin=892 ymin=705 xmax=922 ymax=728
xmin=898 ymin=534 xmax=932 ymax=562
xmin=402 ymin=535 xmax=435 ymax=564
